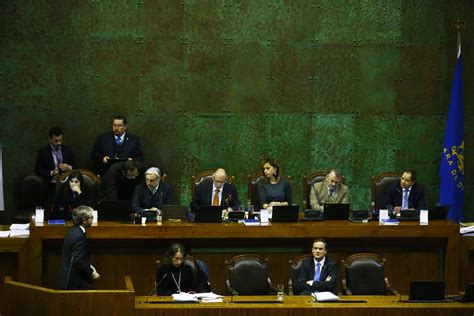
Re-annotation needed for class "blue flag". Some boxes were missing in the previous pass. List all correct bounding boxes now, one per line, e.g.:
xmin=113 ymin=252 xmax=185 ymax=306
xmin=439 ymin=48 xmax=464 ymax=222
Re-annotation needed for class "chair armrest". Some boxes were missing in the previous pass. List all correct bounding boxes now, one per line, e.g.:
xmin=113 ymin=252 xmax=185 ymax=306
xmin=226 ymin=280 xmax=238 ymax=295
xmin=385 ymin=277 xmax=399 ymax=295
xmin=342 ymin=279 xmax=352 ymax=295
xmin=288 ymin=278 xmax=293 ymax=296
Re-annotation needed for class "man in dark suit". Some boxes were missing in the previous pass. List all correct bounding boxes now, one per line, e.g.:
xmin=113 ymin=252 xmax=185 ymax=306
xmin=132 ymin=167 xmax=171 ymax=213
xmin=91 ymin=115 xmax=143 ymax=174
xmin=384 ymin=169 xmax=427 ymax=214
xmin=58 ymin=205 xmax=100 ymax=290
xmin=294 ymin=238 xmax=338 ymax=295
xmin=35 ymin=126 xmax=77 ymax=199
xmin=98 ymin=160 xmax=148 ymax=201
xmin=191 ymin=168 xmax=240 ymax=211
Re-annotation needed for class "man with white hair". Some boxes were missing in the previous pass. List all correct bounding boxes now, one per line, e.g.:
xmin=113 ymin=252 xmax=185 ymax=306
xmin=132 ymin=167 xmax=171 ymax=213
xmin=191 ymin=168 xmax=240 ymax=211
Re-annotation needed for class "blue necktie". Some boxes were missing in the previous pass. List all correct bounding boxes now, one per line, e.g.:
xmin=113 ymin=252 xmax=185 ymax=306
xmin=314 ymin=262 xmax=321 ymax=281
xmin=402 ymin=189 xmax=409 ymax=209
xmin=115 ymin=137 xmax=122 ymax=145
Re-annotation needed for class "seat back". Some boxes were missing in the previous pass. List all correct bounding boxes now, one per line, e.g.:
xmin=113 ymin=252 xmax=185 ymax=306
xmin=288 ymin=254 xmax=313 ymax=295
xmin=190 ymin=170 xmax=235 ymax=197
xmin=15 ymin=174 xmax=46 ymax=221
xmin=247 ymin=173 xmax=266 ymax=211
xmin=302 ymin=171 xmax=329 ymax=209
xmin=342 ymin=253 xmax=387 ymax=295
xmin=371 ymin=173 xmax=400 ymax=209
xmin=225 ymin=254 xmax=271 ymax=295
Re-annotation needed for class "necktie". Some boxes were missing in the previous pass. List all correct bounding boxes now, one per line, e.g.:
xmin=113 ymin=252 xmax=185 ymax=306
xmin=213 ymin=189 xmax=220 ymax=206
xmin=402 ymin=189 xmax=409 ymax=209
xmin=115 ymin=137 xmax=123 ymax=145
xmin=314 ymin=262 xmax=321 ymax=281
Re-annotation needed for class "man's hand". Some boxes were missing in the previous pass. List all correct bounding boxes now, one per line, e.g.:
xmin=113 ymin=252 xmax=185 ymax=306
xmin=58 ymin=163 xmax=72 ymax=172
xmin=91 ymin=265 xmax=100 ymax=280
xmin=306 ymin=280 xmax=314 ymax=286
xmin=102 ymin=156 xmax=111 ymax=164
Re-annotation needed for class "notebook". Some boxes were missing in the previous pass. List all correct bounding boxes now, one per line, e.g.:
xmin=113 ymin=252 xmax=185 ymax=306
xmin=407 ymin=280 xmax=446 ymax=302
xmin=271 ymin=205 xmax=299 ymax=222
xmin=429 ymin=205 xmax=450 ymax=220
xmin=160 ymin=205 xmax=189 ymax=221
xmin=323 ymin=204 xmax=350 ymax=220
xmin=193 ymin=206 xmax=222 ymax=223
xmin=46 ymin=202 xmax=74 ymax=221
xmin=97 ymin=200 xmax=132 ymax=222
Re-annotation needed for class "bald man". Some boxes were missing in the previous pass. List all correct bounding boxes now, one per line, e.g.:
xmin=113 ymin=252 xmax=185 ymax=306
xmin=191 ymin=168 xmax=240 ymax=211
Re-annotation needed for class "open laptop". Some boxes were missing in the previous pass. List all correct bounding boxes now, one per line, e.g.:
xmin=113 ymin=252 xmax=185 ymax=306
xmin=193 ymin=206 xmax=222 ymax=223
xmin=323 ymin=204 xmax=350 ymax=220
xmin=429 ymin=205 xmax=450 ymax=220
xmin=97 ymin=200 xmax=132 ymax=222
xmin=46 ymin=202 xmax=74 ymax=221
xmin=271 ymin=205 xmax=299 ymax=222
xmin=160 ymin=205 xmax=189 ymax=221
xmin=407 ymin=280 xmax=446 ymax=302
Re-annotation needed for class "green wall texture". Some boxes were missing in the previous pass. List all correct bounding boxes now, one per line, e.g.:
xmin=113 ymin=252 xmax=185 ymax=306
xmin=1 ymin=0 xmax=473 ymax=222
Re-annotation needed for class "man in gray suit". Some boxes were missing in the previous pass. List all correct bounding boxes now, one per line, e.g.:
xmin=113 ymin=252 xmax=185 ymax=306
xmin=309 ymin=169 xmax=349 ymax=211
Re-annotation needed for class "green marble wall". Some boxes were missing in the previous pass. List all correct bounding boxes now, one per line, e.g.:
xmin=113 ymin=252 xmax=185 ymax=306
xmin=1 ymin=0 xmax=473 ymax=222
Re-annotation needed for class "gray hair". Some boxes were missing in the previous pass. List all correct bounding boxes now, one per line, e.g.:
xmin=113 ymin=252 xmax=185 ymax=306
xmin=145 ymin=167 xmax=161 ymax=178
xmin=72 ymin=205 xmax=93 ymax=225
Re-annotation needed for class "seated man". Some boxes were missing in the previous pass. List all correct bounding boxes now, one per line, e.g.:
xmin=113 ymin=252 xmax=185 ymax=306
xmin=98 ymin=160 xmax=148 ymax=201
xmin=294 ymin=238 xmax=338 ymax=295
xmin=132 ymin=167 xmax=170 ymax=213
xmin=309 ymin=169 xmax=349 ymax=211
xmin=190 ymin=168 xmax=240 ymax=211
xmin=35 ymin=126 xmax=76 ymax=200
xmin=384 ymin=169 xmax=427 ymax=214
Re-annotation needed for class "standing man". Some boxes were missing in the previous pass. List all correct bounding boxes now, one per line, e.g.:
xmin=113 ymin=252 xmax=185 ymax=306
xmin=58 ymin=205 xmax=100 ymax=290
xmin=98 ymin=160 xmax=148 ymax=201
xmin=91 ymin=115 xmax=143 ymax=174
xmin=309 ymin=169 xmax=349 ymax=211
xmin=294 ymin=238 xmax=338 ymax=295
xmin=132 ymin=167 xmax=171 ymax=213
xmin=384 ymin=169 xmax=427 ymax=214
xmin=35 ymin=126 xmax=76 ymax=199
xmin=191 ymin=168 xmax=240 ymax=211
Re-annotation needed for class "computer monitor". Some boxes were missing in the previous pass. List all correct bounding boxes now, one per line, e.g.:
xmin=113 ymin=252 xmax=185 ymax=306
xmin=271 ymin=205 xmax=299 ymax=222
xmin=323 ymin=204 xmax=350 ymax=220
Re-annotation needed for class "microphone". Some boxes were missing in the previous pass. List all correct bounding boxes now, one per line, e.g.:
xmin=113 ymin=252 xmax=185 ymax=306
xmin=64 ymin=255 xmax=75 ymax=290
xmin=158 ymin=192 xmax=164 ymax=211
xmin=144 ymin=273 xmax=168 ymax=303
xmin=225 ymin=194 xmax=232 ymax=207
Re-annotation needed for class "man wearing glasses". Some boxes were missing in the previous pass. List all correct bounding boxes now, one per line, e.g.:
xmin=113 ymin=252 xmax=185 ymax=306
xmin=309 ymin=169 xmax=349 ymax=211
xmin=132 ymin=167 xmax=171 ymax=213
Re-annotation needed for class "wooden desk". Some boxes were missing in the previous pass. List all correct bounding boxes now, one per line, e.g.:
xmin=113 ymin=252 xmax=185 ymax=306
xmin=136 ymin=295 xmax=474 ymax=316
xmin=28 ymin=220 xmax=460 ymax=295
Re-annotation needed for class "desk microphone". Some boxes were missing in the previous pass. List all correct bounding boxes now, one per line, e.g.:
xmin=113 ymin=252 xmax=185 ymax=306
xmin=144 ymin=273 xmax=167 ymax=304
xmin=225 ymin=194 xmax=233 ymax=207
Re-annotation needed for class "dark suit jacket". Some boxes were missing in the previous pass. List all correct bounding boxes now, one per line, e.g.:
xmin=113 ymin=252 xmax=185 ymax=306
xmin=58 ymin=225 xmax=94 ymax=290
xmin=383 ymin=182 xmax=427 ymax=210
xmin=91 ymin=131 xmax=143 ymax=173
xmin=132 ymin=182 xmax=171 ymax=213
xmin=191 ymin=179 xmax=240 ymax=210
xmin=35 ymin=145 xmax=76 ymax=183
xmin=295 ymin=257 xmax=338 ymax=295
xmin=97 ymin=161 xmax=148 ymax=201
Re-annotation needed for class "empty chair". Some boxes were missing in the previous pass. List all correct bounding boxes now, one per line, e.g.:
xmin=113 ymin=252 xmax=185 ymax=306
xmin=225 ymin=254 xmax=274 ymax=295
xmin=15 ymin=173 xmax=46 ymax=222
xmin=341 ymin=253 xmax=398 ymax=295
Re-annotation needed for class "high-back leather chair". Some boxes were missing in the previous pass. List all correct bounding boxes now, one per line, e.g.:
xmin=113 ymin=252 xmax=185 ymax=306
xmin=341 ymin=253 xmax=397 ymax=295
xmin=371 ymin=172 xmax=400 ymax=210
xmin=302 ymin=171 xmax=329 ymax=209
xmin=15 ymin=173 xmax=46 ymax=222
xmin=190 ymin=170 xmax=235 ymax=197
xmin=225 ymin=254 xmax=273 ymax=295
xmin=58 ymin=169 xmax=100 ymax=203
xmin=288 ymin=254 xmax=313 ymax=295
xmin=156 ymin=255 xmax=211 ymax=292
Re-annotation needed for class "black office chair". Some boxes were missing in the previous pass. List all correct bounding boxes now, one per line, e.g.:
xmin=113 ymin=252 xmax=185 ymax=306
xmin=15 ymin=173 xmax=46 ymax=222
xmin=225 ymin=254 xmax=274 ymax=295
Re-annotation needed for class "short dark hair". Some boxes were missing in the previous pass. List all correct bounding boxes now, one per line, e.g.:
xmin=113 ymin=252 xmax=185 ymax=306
xmin=261 ymin=158 xmax=280 ymax=179
xmin=113 ymin=115 xmax=127 ymax=125
xmin=402 ymin=169 xmax=417 ymax=182
xmin=313 ymin=237 xmax=328 ymax=250
xmin=49 ymin=126 xmax=63 ymax=138
xmin=121 ymin=160 xmax=139 ymax=173
xmin=163 ymin=243 xmax=186 ymax=265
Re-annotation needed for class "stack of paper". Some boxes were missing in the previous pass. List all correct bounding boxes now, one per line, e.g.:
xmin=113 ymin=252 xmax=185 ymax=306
xmin=312 ymin=291 xmax=340 ymax=302
xmin=195 ymin=292 xmax=224 ymax=303
xmin=460 ymin=223 xmax=474 ymax=236
xmin=9 ymin=223 xmax=30 ymax=237
xmin=381 ymin=219 xmax=399 ymax=226
xmin=0 ymin=231 xmax=10 ymax=238
xmin=171 ymin=292 xmax=198 ymax=302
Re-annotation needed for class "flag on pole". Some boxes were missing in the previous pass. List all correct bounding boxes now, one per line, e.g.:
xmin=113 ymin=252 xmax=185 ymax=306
xmin=439 ymin=45 xmax=464 ymax=222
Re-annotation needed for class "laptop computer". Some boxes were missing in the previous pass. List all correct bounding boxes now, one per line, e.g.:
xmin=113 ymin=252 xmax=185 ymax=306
xmin=193 ymin=206 xmax=222 ymax=223
xmin=407 ymin=280 xmax=446 ymax=302
xmin=429 ymin=205 xmax=450 ymax=220
xmin=97 ymin=200 xmax=132 ymax=222
xmin=160 ymin=205 xmax=189 ymax=221
xmin=46 ymin=202 xmax=74 ymax=221
xmin=323 ymin=204 xmax=350 ymax=220
xmin=271 ymin=205 xmax=299 ymax=222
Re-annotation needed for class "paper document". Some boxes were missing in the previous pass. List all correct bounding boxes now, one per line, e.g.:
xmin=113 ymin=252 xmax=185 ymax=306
xmin=9 ymin=223 xmax=30 ymax=230
xmin=312 ymin=291 xmax=340 ymax=302
xmin=172 ymin=293 xmax=198 ymax=302
xmin=9 ymin=230 xmax=30 ymax=237
xmin=0 ymin=231 xmax=10 ymax=238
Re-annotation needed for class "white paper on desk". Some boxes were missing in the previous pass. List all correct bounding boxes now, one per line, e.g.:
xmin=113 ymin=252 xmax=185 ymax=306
xmin=194 ymin=292 xmax=223 ymax=299
xmin=379 ymin=209 xmax=389 ymax=224
xmin=460 ymin=226 xmax=474 ymax=234
xmin=0 ymin=231 xmax=10 ymax=238
xmin=172 ymin=293 xmax=198 ymax=302
xmin=201 ymin=298 xmax=223 ymax=303
xmin=9 ymin=223 xmax=30 ymax=230
xmin=312 ymin=291 xmax=340 ymax=302
xmin=9 ymin=230 xmax=30 ymax=237
xmin=260 ymin=209 xmax=269 ymax=223
xmin=35 ymin=209 xmax=44 ymax=223
xmin=420 ymin=210 xmax=429 ymax=225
